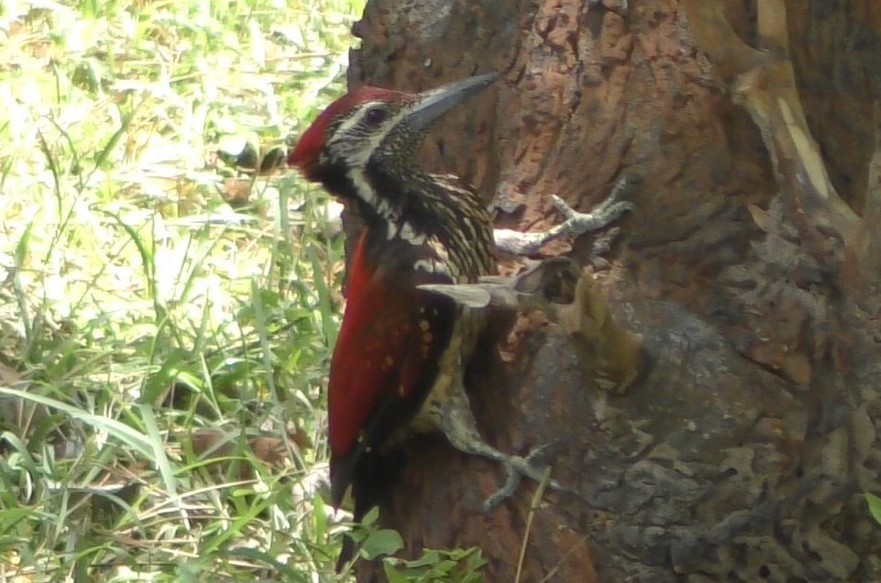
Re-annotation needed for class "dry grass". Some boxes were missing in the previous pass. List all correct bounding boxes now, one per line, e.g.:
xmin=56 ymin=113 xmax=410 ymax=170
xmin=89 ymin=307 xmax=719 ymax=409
xmin=0 ymin=0 xmax=362 ymax=580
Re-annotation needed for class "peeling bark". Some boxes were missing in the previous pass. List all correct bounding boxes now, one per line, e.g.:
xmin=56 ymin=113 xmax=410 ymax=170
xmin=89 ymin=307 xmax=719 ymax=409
xmin=845 ymin=103 xmax=881 ymax=295
xmin=684 ymin=0 xmax=857 ymax=264
xmin=344 ymin=1 xmax=881 ymax=581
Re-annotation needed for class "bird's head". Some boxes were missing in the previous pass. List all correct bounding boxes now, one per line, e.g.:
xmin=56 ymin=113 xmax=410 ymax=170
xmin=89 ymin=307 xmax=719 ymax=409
xmin=287 ymin=73 xmax=497 ymax=188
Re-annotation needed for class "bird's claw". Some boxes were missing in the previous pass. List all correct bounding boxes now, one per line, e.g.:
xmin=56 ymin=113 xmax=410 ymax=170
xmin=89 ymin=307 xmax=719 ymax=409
xmin=481 ymin=441 xmax=562 ymax=511
xmin=492 ymin=178 xmax=634 ymax=257
xmin=549 ymin=177 xmax=635 ymax=237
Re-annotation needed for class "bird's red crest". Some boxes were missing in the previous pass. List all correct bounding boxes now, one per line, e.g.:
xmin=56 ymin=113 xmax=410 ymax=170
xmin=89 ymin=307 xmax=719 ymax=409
xmin=287 ymin=86 xmax=407 ymax=175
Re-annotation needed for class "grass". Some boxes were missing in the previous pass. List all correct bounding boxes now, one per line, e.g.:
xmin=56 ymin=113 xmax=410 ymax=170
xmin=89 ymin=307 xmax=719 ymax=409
xmin=0 ymin=0 xmax=365 ymax=580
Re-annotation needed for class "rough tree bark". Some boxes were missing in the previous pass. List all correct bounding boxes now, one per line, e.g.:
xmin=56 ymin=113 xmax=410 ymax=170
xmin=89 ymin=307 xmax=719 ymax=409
xmin=343 ymin=1 xmax=881 ymax=581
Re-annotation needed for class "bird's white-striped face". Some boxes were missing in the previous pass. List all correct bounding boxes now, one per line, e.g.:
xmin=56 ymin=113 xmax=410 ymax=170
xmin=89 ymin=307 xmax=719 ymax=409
xmin=324 ymin=101 xmax=409 ymax=167
xmin=287 ymin=85 xmax=410 ymax=180
xmin=287 ymin=75 xmax=497 ymax=269
xmin=323 ymin=100 xmax=423 ymax=226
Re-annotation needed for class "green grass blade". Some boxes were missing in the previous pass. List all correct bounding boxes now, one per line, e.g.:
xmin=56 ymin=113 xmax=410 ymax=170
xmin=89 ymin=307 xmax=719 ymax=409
xmin=0 ymin=388 xmax=154 ymax=459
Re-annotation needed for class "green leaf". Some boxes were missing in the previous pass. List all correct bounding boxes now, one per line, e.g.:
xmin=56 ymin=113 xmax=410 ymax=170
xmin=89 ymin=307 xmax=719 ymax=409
xmin=867 ymin=493 xmax=881 ymax=525
xmin=312 ymin=494 xmax=327 ymax=539
xmin=406 ymin=549 xmax=441 ymax=568
xmin=360 ymin=528 xmax=404 ymax=560
xmin=382 ymin=561 xmax=410 ymax=583
xmin=361 ymin=505 xmax=380 ymax=528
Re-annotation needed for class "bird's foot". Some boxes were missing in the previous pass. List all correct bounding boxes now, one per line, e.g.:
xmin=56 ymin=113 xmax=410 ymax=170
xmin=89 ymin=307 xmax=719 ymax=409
xmin=548 ymin=176 xmax=634 ymax=239
xmin=492 ymin=177 xmax=634 ymax=257
xmin=482 ymin=441 xmax=562 ymax=511
xmin=553 ymin=179 xmax=633 ymax=268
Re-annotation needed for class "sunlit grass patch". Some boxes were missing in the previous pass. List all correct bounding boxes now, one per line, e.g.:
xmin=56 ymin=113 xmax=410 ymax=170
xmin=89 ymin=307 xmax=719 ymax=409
xmin=0 ymin=0 xmax=364 ymax=579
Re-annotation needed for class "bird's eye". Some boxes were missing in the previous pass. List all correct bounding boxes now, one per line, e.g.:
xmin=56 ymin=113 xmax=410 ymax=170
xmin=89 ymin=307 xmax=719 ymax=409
xmin=364 ymin=106 xmax=388 ymax=125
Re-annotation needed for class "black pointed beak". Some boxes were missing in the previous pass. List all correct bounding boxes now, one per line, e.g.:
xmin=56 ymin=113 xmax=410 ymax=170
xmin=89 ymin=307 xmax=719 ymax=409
xmin=405 ymin=73 xmax=498 ymax=131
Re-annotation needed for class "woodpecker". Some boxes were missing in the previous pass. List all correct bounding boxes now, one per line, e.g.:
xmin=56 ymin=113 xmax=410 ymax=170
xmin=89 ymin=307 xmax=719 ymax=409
xmin=287 ymin=74 xmax=554 ymax=569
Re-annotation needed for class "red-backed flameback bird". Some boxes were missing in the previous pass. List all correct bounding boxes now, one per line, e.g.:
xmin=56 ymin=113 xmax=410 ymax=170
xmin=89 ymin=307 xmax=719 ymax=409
xmin=287 ymin=73 xmax=556 ymax=568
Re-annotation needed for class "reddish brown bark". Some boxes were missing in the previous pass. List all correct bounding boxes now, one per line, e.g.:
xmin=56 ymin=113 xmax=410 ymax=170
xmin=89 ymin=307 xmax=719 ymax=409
xmin=344 ymin=1 xmax=881 ymax=580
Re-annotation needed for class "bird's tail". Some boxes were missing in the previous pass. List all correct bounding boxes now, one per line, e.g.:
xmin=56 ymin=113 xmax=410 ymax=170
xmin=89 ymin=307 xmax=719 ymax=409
xmin=334 ymin=448 xmax=404 ymax=572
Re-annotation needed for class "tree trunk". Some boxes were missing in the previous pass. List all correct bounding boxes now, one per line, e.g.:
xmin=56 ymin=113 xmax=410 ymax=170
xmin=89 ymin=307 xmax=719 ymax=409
xmin=345 ymin=1 xmax=881 ymax=581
